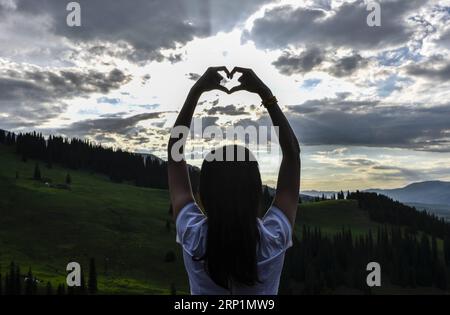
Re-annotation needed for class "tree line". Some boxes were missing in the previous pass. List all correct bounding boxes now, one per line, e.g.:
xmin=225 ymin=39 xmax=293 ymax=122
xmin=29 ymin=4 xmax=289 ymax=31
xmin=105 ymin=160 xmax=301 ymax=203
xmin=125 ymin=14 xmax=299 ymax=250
xmin=0 ymin=129 xmax=200 ymax=192
xmin=279 ymin=192 xmax=450 ymax=294
xmin=348 ymin=191 xmax=450 ymax=239
xmin=0 ymin=259 xmax=98 ymax=295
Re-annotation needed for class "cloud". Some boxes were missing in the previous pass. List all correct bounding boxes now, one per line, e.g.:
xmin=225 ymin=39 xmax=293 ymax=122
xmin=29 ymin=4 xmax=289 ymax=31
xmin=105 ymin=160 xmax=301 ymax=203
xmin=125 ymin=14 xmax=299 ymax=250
xmin=369 ymin=164 xmax=422 ymax=181
xmin=406 ymin=58 xmax=450 ymax=81
xmin=288 ymin=101 xmax=450 ymax=152
xmin=328 ymin=53 xmax=368 ymax=77
xmin=236 ymin=96 xmax=450 ymax=152
xmin=186 ymin=72 xmax=201 ymax=81
xmin=272 ymin=48 xmax=368 ymax=77
xmin=436 ymin=29 xmax=450 ymax=49
xmin=244 ymin=0 xmax=425 ymax=50
xmin=7 ymin=67 xmax=131 ymax=97
xmin=272 ymin=47 xmax=325 ymax=75
xmin=206 ymin=105 xmax=247 ymax=116
xmin=59 ymin=112 xmax=166 ymax=137
xmin=0 ymin=65 xmax=131 ymax=128
xmin=13 ymin=0 xmax=273 ymax=63
xmin=341 ymin=158 xmax=377 ymax=167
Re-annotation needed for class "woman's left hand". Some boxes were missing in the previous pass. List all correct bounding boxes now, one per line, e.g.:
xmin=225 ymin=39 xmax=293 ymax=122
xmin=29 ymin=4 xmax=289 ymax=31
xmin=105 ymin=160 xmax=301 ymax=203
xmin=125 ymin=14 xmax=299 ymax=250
xmin=192 ymin=66 xmax=230 ymax=94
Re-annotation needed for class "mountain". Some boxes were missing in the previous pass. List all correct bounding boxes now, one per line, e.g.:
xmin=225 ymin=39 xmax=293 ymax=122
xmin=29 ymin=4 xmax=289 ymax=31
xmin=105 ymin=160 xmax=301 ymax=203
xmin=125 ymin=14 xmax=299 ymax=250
xmin=366 ymin=181 xmax=450 ymax=206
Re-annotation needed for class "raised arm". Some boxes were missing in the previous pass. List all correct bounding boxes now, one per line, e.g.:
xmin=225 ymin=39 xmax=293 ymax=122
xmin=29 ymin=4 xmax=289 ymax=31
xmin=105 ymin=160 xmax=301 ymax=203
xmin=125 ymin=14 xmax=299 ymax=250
xmin=168 ymin=67 xmax=229 ymax=220
xmin=229 ymin=67 xmax=301 ymax=226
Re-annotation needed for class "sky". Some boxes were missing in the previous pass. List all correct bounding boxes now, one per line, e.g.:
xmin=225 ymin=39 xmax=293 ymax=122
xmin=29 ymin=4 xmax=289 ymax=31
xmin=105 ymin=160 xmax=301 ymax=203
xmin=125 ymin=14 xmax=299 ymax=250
xmin=1 ymin=0 xmax=450 ymax=191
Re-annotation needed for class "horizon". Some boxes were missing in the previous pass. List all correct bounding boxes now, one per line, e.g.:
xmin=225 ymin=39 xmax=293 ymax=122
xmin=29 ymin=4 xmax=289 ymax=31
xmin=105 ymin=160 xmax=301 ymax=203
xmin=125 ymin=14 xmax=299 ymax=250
xmin=1 ymin=0 xmax=450 ymax=190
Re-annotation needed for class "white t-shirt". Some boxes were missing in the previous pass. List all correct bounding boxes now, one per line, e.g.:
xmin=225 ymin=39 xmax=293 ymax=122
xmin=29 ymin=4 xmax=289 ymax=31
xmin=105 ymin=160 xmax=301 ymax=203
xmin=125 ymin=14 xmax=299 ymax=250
xmin=176 ymin=202 xmax=293 ymax=295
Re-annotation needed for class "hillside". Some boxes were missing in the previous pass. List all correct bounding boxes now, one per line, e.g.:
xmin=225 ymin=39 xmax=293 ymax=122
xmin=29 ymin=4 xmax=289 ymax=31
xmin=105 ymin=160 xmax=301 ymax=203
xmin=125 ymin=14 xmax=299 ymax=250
xmin=0 ymin=144 xmax=188 ymax=294
xmin=1 ymin=142 xmax=449 ymax=294
xmin=296 ymin=199 xmax=380 ymax=236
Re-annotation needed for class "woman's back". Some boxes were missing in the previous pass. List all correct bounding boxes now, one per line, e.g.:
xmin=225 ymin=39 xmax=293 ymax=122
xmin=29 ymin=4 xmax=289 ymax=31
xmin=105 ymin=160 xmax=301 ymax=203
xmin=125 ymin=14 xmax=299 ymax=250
xmin=176 ymin=202 xmax=293 ymax=295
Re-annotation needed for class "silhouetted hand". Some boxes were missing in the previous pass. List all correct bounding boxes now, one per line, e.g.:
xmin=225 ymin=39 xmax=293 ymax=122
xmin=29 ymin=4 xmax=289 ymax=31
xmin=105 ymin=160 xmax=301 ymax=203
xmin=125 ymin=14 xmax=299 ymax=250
xmin=192 ymin=66 xmax=230 ymax=94
xmin=227 ymin=67 xmax=273 ymax=99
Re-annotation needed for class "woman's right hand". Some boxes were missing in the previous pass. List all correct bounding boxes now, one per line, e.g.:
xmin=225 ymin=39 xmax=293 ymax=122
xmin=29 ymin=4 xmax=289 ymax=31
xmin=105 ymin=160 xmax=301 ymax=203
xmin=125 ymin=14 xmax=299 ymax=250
xmin=227 ymin=67 xmax=273 ymax=100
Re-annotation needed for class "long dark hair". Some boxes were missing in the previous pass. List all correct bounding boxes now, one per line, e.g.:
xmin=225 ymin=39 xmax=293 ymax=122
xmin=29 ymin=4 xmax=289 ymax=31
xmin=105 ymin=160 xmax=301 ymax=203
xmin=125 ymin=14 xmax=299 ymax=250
xmin=198 ymin=144 xmax=262 ymax=290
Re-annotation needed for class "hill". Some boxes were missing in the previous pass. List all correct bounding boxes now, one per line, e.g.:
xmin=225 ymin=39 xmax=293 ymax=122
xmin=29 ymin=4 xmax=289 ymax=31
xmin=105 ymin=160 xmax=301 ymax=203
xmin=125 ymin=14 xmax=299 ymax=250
xmin=296 ymin=199 xmax=379 ymax=236
xmin=1 ymin=140 xmax=450 ymax=294
xmin=0 ymin=144 xmax=188 ymax=294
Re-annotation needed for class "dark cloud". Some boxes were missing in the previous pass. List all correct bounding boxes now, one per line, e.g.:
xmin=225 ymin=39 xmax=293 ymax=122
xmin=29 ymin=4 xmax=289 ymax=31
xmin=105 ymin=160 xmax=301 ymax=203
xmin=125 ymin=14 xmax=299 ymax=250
xmin=407 ymin=59 xmax=450 ymax=81
xmin=328 ymin=53 xmax=368 ymax=77
xmin=238 ymin=98 xmax=450 ymax=152
xmin=272 ymin=49 xmax=368 ymax=77
xmin=14 ymin=0 xmax=272 ymax=63
xmin=272 ymin=48 xmax=324 ymax=75
xmin=341 ymin=158 xmax=377 ymax=167
xmin=59 ymin=112 xmax=165 ymax=136
xmin=244 ymin=0 xmax=425 ymax=50
xmin=370 ymin=165 xmax=422 ymax=180
xmin=206 ymin=105 xmax=247 ymax=116
xmin=288 ymin=101 xmax=450 ymax=152
xmin=0 ymin=67 xmax=131 ymax=128
xmin=187 ymin=72 xmax=201 ymax=81
xmin=19 ymin=67 xmax=131 ymax=97
xmin=437 ymin=29 xmax=450 ymax=48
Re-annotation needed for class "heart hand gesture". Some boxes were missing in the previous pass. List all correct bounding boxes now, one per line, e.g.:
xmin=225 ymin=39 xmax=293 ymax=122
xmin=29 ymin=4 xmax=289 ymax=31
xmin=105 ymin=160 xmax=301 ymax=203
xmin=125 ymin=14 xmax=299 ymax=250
xmin=191 ymin=66 xmax=272 ymax=100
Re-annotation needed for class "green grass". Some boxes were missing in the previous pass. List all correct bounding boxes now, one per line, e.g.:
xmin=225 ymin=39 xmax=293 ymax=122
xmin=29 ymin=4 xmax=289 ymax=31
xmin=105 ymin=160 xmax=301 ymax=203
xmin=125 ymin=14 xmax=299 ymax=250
xmin=0 ymin=144 xmax=188 ymax=294
xmin=296 ymin=199 xmax=380 ymax=236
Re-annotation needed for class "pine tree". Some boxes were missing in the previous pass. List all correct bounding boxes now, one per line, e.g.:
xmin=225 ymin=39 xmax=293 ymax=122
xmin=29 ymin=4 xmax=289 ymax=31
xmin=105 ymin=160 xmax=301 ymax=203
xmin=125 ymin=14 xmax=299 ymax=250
xmin=33 ymin=163 xmax=41 ymax=181
xmin=88 ymin=258 xmax=98 ymax=294
xmin=444 ymin=236 xmax=450 ymax=267
xmin=57 ymin=283 xmax=65 ymax=295
xmin=170 ymin=282 xmax=177 ymax=295
xmin=25 ymin=268 xmax=34 ymax=295
xmin=46 ymin=281 xmax=53 ymax=295
xmin=0 ymin=129 xmax=5 ymax=143
xmin=65 ymin=173 xmax=72 ymax=185
xmin=432 ymin=235 xmax=438 ymax=265
xmin=15 ymin=264 xmax=21 ymax=295
xmin=79 ymin=267 xmax=86 ymax=294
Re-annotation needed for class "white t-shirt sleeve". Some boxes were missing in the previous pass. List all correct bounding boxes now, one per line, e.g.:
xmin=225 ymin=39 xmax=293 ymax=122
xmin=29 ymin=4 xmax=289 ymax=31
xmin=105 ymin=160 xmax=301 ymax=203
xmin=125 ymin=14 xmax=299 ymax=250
xmin=175 ymin=202 xmax=208 ymax=257
xmin=258 ymin=205 xmax=293 ymax=261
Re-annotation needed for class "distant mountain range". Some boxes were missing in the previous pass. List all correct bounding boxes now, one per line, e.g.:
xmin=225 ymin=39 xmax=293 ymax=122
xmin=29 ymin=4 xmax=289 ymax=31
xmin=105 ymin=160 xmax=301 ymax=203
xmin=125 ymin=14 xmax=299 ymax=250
xmin=303 ymin=181 xmax=450 ymax=206
xmin=365 ymin=181 xmax=450 ymax=206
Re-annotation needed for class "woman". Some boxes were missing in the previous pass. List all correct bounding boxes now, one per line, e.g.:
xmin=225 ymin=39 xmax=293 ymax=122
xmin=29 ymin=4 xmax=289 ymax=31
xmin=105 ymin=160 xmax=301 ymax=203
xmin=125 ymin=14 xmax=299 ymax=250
xmin=168 ymin=66 xmax=300 ymax=294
